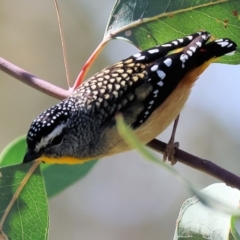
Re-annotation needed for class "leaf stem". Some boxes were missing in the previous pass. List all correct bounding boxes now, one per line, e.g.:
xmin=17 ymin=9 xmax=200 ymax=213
xmin=73 ymin=37 xmax=111 ymax=90
xmin=54 ymin=0 xmax=71 ymax=88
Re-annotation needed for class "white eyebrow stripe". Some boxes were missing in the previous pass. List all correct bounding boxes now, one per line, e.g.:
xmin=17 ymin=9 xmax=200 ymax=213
xmin=35 ymin=123 xmax=67 ymax=152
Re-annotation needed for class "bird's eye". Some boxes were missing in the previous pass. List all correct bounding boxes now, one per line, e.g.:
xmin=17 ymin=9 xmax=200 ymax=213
xmin=50 ymin=134 xmax=63 ymax=146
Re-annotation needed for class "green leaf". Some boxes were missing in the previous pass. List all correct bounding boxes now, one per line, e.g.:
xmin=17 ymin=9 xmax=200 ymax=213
xmin=0 ymin=162 xmax=49 ymax=240
xmin=0 ymin=136 xmax=26 ymax=167
xmin=43 ymin=160 xmax=97 ymax=198
xmin=0 ymin=136 xmax=98 ymax=197
xmin=231 ymin=216 xmax=240 ymax=239
xmin=105 ymin=0 xmax=240 ymax=64
xmin=174 ymin=183 xmax=240 ymax=240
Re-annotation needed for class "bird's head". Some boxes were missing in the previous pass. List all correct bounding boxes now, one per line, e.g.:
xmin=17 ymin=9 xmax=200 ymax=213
xmin=23 ymin=99 xmax=84 ymax=164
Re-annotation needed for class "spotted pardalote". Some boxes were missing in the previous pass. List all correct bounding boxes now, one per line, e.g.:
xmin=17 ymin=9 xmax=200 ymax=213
xmin=23 ymin=31 xmax=237 ymax=164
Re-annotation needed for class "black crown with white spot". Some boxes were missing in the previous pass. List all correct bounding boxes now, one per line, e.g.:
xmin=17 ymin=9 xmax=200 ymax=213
xmin=26 ymin=101 xmax=71 ymax=150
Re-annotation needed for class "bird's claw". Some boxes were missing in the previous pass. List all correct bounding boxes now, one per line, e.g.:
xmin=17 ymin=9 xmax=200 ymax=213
xmin=163 ymin=141 xmax=179 ymax=165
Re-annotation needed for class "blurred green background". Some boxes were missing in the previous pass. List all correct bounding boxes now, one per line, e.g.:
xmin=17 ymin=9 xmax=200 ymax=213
xmin=0 ymin=1 xmax=240 ymax=239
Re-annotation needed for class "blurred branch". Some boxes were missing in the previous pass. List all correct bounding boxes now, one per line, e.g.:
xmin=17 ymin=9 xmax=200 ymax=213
xmin=1 ymin=55 xmax=240 ymax=191
xmin=73 ymin=38 xmax=110 ymax=89
xmin=147 ymin=139 xmax=240 ymax=190
xmin=0 ymin=57 xmax=69 ymax=100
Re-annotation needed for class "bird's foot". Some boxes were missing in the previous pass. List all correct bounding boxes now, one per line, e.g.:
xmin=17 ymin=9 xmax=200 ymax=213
xmin=163 ymin=141 xmax=179 ymax=165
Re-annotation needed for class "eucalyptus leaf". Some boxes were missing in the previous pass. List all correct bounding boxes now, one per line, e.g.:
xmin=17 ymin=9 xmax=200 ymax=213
xmin=0 ymin=162 xmax=49 ymax=240
xmin=105 ymin=0 xmax=240 ymax=64
xmin=174 ymin=183 xmax=240 ymax=240
xmin=0 ymin=135 xmax=26 ymax=167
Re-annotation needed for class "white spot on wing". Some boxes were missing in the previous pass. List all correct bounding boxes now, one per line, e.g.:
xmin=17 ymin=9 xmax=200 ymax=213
xmin=225 ymin=50 xmax=236 ymax=56
xmin=163 ymin=58 xmax=172 ymax=67
xmin=157 ymin=81 xmax=164 ymax=86
xmin=148 ymin=49 xmax=159 ymax=54
xmin=172 ymin=41 xmax=178 ymax=45
xmin=151 ymin=65 xmax=158 ymax=71
xmin=187 ymin=35 xmax=193 ymax=40
xmin=196 ymin=41 xmax=202 ymax=47
xmin=187 ymin=50 xmax=193 ymax=56
xmin=180 ymin=54 xmax=188 ymax=63
xmin=133 ymin=53 xmax=141 ymax=58
xmin=157 ymin=70 xmax=166 ymax=79
xmin=215 ymin=39 xmax=223 ymax=42
xmin=136 ymin=56 xmax=146 ymax=60
xmin=178 ymin=38 xmax=184 ymax=43
xmin=217 ymin=41 xmax=229 ymax=47
xmin=161 ymin=44 xmax=172 ymax=47
xmin=189 ymin=46 xmax=196 ymax=52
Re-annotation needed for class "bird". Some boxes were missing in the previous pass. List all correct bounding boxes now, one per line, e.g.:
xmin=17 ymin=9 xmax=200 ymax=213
xmin=23 ymin=31 xmax=237 ymax=164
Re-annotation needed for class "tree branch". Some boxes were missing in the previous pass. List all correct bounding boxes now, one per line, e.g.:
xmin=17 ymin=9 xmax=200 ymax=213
xmin=147 ymin=139 xmax=240 ymax=190
xmin=1 ymin=55 xmax=240 ymax=191
xmin=0 ymin=57 xmax=69 ymax=100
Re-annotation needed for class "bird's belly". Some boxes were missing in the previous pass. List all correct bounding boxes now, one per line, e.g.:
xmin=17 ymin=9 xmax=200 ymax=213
xmin=106 ymin=80 xmax=193 ymax=156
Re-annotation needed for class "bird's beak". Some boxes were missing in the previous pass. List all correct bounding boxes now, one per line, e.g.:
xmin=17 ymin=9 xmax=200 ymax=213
xmin=23 ymin=150 xmax=42 ymax=163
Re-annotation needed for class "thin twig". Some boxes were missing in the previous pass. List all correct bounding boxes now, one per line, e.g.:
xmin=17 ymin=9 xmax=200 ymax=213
xmin=53 ymin=0 xmax=71 ymax=88
xmin=73 ymin=38 xmax=111 ymax=89
xmin=0 ymin=57 xmax=69 ymax=100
